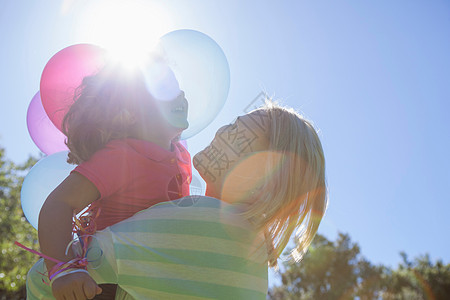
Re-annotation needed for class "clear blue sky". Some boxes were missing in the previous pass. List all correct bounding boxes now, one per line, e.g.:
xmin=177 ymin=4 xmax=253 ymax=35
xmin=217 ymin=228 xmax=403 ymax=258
xmin=1 ymin=0 xmax=449 ymax=286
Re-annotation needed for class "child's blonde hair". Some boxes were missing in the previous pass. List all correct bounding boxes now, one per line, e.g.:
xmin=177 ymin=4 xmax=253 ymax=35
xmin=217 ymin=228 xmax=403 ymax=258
xmin=62 ymin=64 xmax=152 ymax=164
xmin=242 ymin=101 xmax=328 ymax=267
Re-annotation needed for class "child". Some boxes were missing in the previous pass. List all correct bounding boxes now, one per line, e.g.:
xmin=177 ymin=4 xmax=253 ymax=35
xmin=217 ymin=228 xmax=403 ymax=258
xmin=35 ymin=62 xmax=191 ymax=299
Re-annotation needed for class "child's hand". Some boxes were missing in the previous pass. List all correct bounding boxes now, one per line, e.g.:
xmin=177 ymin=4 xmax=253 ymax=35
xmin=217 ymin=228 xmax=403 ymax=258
xmin=52 ymin=271 xmax=102 ymax=300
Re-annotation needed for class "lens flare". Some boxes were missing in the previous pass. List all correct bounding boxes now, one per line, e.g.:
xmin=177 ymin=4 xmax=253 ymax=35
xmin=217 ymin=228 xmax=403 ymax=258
xmin=221 ymin=151 xmax=274 ymax=205
xmin=78 ymin=0 xmax=173 ymax=68
xmin=411 ymin=270 xmax=435 ymax=300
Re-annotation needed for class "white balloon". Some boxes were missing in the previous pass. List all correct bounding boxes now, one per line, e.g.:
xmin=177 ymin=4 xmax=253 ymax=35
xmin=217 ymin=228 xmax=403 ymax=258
xmin=21 ymin=151 xmax=75 ymax=229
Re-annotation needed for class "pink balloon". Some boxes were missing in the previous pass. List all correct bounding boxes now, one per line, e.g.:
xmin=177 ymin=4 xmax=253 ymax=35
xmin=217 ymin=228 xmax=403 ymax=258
xmin=27 ymin=91 xmax=68 ymax=155
xmin=40 ymin=44 xmax=106 ymax=130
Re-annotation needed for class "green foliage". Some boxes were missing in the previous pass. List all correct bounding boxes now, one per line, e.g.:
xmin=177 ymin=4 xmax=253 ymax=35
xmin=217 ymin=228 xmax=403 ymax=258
xmin=269 ymin=234 xmax=450 ymax=300
xmin=383 ymin=253 xmax=450 ymax=299
xmin=0 ymin=147 xmax=39 ymax=299
xmin=269 ymin=233 xmax=384 ymax=300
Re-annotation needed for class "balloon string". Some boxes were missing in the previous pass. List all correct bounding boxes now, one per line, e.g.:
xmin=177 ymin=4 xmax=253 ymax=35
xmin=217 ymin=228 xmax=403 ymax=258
xmin=15 ymin=205 xmax=102 ymax=282
xmin=14 ymin=241 xmax=62 ymax=264
xmin=13 ymin=241 xmax=83 ymax=284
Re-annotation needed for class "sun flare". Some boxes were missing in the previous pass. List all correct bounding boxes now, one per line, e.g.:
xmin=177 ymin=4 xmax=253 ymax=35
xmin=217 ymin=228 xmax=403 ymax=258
xmin=78 ymin=0 xmax=173 ymax=68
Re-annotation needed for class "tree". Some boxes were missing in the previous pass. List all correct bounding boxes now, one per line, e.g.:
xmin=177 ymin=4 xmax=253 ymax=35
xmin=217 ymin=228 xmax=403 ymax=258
xmin=383 ymin=253 xmax=450 ymax=300
xmin=268 ymin=233 xmax=384 ymax=299
xmin=0 ymin=146 xmax=38 ymax=299
xmin=268 ymin=233 xmax=450 ymax=300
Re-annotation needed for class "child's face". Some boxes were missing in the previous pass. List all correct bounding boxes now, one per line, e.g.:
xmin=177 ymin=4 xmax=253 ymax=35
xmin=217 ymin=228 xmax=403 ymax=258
xmin=155 ymin=91 xmax=189 ymax=132
xmin=136 ymin=90 xmax=189 ymax=142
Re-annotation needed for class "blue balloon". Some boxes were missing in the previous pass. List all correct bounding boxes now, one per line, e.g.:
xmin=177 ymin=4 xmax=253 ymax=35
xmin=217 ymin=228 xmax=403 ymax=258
xmin=21 ymin=151 xmax=75 ymax=229
xmin=156 ymin=29 xmax=230 ymax=139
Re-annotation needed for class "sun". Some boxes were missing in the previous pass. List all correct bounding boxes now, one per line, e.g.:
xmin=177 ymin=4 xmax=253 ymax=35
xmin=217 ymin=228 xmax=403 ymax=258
xmin=77 ymin=0 xmax=174 ymax=68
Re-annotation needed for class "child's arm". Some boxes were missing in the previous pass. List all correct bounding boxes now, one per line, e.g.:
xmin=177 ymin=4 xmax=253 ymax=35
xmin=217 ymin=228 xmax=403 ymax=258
xmin=38 ymin=172 xmax=102 ymax=299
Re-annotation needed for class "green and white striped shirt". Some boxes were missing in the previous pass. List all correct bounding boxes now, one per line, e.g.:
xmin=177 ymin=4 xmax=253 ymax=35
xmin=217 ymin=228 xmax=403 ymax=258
xmin=88 ymin=196 xmax=268 ymax=299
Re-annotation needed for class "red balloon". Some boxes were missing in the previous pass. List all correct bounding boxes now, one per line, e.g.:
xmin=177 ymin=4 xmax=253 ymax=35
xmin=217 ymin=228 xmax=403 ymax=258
xmin=40 ymin=44 xmax=106 ymax=130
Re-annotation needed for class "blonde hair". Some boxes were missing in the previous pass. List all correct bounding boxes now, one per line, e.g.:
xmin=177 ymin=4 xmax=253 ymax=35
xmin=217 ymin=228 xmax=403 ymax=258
xmin=62 ymin=64 xmax=152 ymax=164
xmin=241 ymin=101 xmax=328 ymax=267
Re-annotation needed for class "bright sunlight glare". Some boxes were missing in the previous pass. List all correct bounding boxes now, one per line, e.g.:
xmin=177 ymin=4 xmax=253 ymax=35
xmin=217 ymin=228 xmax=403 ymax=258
xmin=77 ymin=0 xmax=174 ymax=68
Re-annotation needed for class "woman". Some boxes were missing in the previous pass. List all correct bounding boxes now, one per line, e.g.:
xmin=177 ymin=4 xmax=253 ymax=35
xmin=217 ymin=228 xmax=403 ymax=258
xmin=27 ymin=101 xmax=327 ymax=299
xmin=193 ymin=100 xmax=327 ymax=267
